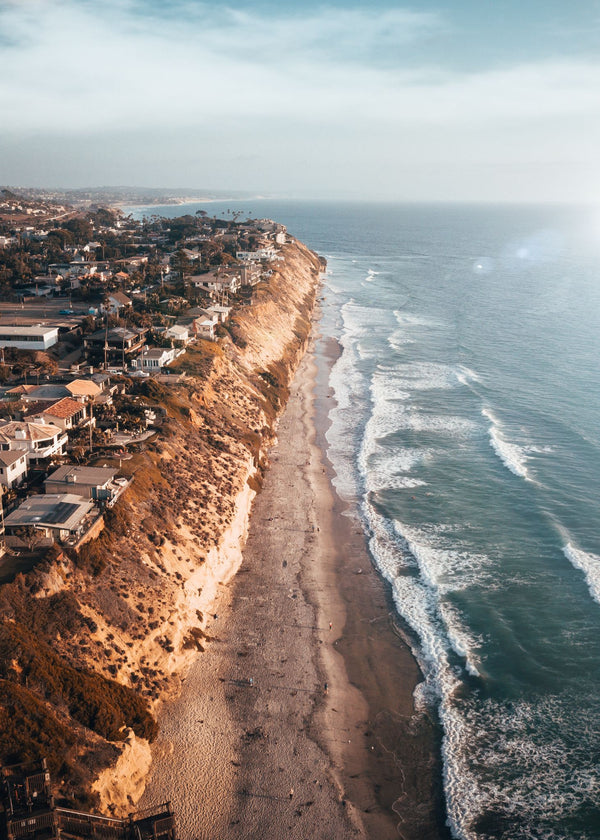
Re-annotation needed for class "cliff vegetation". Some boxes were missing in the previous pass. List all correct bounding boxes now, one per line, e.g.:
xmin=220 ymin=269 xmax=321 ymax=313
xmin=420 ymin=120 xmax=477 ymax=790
xmin=0 ymin=239 xmax=321 ymax=812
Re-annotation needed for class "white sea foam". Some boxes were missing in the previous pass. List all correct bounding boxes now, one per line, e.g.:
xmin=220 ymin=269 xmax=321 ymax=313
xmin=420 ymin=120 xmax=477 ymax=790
xmin=364 ymin=268 xmax=379 ymax=282
xmin=563 ymin=542 xmax=600 ymax=606
xmin=441 ymin=691 xmax=600 ymax=840
xmin=394 ymin=522 xmax=492 ymax=595
xmin=456 ymin=365 xmax=482 ymax=386
xmin=483 ymin=408 xmax=529 ymax=478
xmin=375 ymin=361 xmax=460 ymax=392
xmin=362 ymin=475 xmax=596 ymax=839
xmin=393 ymin=309 xmax=439 ymax=328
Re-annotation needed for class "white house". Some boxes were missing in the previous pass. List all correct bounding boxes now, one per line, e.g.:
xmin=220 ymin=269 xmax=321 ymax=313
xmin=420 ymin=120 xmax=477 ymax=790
xmin=0 ymin=420 xmax=68 ymax=463
xmin=0 ymin=450 xmax=28 ymax=489
xmin=193 ymin=314 xmax=218 ymax=341
xmin=133 ymin=346 xmax=178 ymax=372
xmin=206 ymin=305 xmax=231 ymax=324
xmin=104 ymin=292 xmax=132 ymax=314
xmin=165 ymin=324 xmax=191 ymax=345
xmin=236 ymin=247 xmax=277 ymax=262
xmin=191 ymin=271 xmax=240 ymax=295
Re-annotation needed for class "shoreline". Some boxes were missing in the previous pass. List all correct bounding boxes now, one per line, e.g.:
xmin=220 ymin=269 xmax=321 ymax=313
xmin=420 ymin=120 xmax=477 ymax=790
xmin=139 ymin=305 xmax=448 ymax=838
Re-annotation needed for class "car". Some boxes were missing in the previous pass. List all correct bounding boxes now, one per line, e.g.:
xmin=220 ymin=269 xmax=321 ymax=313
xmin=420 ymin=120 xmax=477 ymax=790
xmin=59 ymin=308 xmax=75 ymax=315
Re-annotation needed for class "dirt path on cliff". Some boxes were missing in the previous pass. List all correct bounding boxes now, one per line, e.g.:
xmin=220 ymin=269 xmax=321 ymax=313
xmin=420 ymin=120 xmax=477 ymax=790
xmin=139 ymin=326 xmax=447 ymax=839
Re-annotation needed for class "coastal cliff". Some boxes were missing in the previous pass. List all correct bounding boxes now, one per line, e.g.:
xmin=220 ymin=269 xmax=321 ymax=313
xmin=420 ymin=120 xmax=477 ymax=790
xmin=0 ymin=238 xmax=322 ymax=812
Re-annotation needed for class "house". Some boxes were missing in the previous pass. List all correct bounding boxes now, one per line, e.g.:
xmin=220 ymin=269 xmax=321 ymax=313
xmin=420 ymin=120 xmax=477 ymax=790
xmin=225 ymin=263 xmax=260 ymax=287
xmin=0 ymin=450 xmax=28 ymax=489
xmin=165 ymin=324 xmax=191 ymax=345
xmin=85 ymin=327 xmax=147 ymax=363
xmin=0 ymin=326 xmax=59 ymax=351
xmin=191 ymin=270 xmax=241 ymax=295
xmin=65 ymin=379 xmax=102 ymax=402
xmin=4 ymin=493 xmax=97 ymax=543
xmin=0 ymin=420 xmax=67 ymax=462
xmin=194 ymin=316 xmax=217 ymax=340
xmin=44 ymin=465 xmax=119 ymax=501
xmin=206 ymin=304 xmax=231 ymax=324
xmin=133 ymin=346 xmax=178 ymax=372
xmin=236 ymin=247 xmax=277 ymax=262
xmin=104 ymin=292 xmax=132 ymax=314
xmin=34 ymin=397 xmax=92 ymax=432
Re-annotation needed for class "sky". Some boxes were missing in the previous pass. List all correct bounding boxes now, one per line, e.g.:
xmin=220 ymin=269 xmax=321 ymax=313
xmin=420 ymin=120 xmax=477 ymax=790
xmin=1 ymin=0 xmax=600 ymax=202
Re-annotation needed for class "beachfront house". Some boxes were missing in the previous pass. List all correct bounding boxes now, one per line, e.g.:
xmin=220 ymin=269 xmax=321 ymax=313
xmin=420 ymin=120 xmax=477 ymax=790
xmin=44 ymin=465 xmax=122 ymax=502
xmin=133 ymin=346 xmax=178 ymax=372
xmin=165 ymin=324 xmax=191 ymax=345
xmin=4 ymin=493 xmax=99 ymax=545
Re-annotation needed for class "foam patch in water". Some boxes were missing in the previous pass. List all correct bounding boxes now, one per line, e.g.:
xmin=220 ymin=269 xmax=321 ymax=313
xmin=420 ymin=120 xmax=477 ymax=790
xmin=563 ymin=542 xmax=600 ymax=606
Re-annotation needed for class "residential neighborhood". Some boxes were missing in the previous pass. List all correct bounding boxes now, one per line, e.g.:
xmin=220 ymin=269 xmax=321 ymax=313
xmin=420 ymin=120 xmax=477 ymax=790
xmin=0 ymin=188 xmax=289 ymax=560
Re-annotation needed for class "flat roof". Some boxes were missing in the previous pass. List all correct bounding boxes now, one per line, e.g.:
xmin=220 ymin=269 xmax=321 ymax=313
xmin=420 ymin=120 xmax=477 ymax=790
xmin=0 ymin=326 xmax=58 ymax=337
xmin=45 ymin=465 xmax=117 ymax=486
xmin=5 ymin=493 xmax=94 ymax=531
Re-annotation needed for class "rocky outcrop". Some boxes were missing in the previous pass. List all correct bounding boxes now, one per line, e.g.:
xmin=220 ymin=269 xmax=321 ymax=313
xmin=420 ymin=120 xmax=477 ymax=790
xmin=0 ymin=238 xmax=322 ymax=812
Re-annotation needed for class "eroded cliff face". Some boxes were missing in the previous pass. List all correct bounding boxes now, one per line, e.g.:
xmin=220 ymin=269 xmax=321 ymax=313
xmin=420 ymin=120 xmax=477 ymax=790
xmin=0 ymin=239 xmax=322 ymax=813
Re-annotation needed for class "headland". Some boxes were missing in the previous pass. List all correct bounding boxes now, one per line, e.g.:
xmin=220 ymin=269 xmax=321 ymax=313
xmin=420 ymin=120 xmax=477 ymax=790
xmin=0 ymin=193 xmax=446 ymax=838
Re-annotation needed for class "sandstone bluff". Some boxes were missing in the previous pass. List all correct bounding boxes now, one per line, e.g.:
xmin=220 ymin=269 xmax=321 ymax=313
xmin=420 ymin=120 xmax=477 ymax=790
xmin=0 ymin=238 xmax=322 ymax=815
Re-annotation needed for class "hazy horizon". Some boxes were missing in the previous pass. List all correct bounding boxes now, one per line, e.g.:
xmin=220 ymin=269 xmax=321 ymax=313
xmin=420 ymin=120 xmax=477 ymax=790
xmin=2 ymin=1 xmax=599 ymax=204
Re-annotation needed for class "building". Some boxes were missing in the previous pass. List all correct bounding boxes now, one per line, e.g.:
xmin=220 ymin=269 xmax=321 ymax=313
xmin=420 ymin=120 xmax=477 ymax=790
xmin=4 ymin=493 xmax=97 ymax=543
xmin=190 ymin=271 xmax=241 ymax=295
xmin=44 ymin=465 xmax=120 ymax=501
xmin=133 ymin=347 xmax=178 ymax=372
xmin=0 ymin=450 xmax=28 ymax=489
xmin=65 ymin=379 xmax=102 ymax=401
xmin=165 ymin=324 xmax=191 ymax=345
xmin=85 ymin=327 xmax=147 ymax=364
xmin=0 ymin=326 xmax=59 ymax=351
xmin=206 ymin=305 xmax=231 ymax=323
xmin=34 ymin=397 xmax=91 ymax=432
xmin=0 ymin=420 xmax=67 ymax=463
xmin=104 ymin=292 xmax=133 ymax=314
xmin=236 ymin=247 xmax=277 ymax=262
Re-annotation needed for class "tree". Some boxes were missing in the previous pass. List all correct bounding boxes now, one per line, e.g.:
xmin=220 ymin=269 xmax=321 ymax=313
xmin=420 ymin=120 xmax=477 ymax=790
xmin=14 ymin=525 xmax=49 ymax=552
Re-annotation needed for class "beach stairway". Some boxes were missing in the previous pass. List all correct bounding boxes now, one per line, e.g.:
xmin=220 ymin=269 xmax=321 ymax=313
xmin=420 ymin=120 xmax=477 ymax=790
xmin=0 ymin=761 xmax=177 ymax=840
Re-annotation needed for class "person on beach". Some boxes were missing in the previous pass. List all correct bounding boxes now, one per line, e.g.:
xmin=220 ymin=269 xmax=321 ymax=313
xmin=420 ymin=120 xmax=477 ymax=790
xmin=289 ymin=787 xmax=294 ymax=800
xmin=324 ymin=682 xmax=328 ymax=695
xmin=329 ymin=621 xmax=332 ymax=630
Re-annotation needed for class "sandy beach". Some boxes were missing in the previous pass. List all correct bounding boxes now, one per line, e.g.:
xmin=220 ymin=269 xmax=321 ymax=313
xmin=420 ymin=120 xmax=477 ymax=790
xmin=140 ymin=316 xmax=448 ymax=839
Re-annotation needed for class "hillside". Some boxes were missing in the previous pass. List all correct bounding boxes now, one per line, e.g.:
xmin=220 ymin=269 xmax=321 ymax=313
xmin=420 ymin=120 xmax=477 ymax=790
xmin=0 ymin=238 xmax=322 ymax=813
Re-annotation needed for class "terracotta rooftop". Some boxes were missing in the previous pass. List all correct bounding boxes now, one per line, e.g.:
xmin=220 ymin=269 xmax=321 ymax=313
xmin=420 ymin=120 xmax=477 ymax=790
xmin=43 ymin=397 xmax=86 ymax=420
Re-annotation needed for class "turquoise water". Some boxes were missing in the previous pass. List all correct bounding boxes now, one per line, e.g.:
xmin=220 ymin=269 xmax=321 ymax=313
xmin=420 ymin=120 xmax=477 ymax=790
xmin=133 ymin=201 xmax=600 ymax=839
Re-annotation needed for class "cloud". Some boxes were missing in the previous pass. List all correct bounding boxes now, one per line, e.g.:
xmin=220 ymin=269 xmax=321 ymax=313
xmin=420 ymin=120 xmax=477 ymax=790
xmin=1 ymin=0 xmax=599 ymax=138
xmin=1 ymin=1 xmax=600 ymax=201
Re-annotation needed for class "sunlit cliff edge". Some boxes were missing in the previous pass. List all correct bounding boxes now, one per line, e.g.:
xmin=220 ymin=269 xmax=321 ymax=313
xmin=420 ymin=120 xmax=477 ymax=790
xmin=0 ymin=238 xmax=322 ymax=814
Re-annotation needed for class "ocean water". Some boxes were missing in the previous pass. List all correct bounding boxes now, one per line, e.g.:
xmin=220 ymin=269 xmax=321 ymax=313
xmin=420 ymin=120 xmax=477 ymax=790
xmin=132 ymin=200 xmax=600 ymax=839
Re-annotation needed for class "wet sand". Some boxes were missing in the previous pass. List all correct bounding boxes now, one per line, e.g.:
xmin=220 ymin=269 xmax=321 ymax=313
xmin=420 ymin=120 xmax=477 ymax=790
xmin=140 ymin=322 xmax=448 ymax=839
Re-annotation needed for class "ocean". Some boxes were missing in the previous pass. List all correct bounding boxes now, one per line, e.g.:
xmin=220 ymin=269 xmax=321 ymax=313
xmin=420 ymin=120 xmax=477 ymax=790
xmin=130 ymin=200 xmax=600 ymax=839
